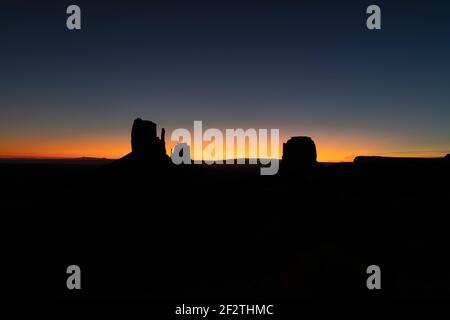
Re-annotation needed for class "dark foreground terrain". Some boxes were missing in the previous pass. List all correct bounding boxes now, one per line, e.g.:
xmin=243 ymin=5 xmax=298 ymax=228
xmin=0 ymin=157 xmax=449 ymax=300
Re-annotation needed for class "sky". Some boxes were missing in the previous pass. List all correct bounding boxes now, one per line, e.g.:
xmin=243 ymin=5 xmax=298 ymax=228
xmin=1 ymin=0 xmax=449 ymax=161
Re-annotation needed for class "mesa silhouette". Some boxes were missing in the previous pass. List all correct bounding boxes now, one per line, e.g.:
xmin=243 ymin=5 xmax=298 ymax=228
xmin=114 ymin=118 xmax=171 ymax=167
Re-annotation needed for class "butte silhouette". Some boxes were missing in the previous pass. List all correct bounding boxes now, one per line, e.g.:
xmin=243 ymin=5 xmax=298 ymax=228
xmin=114 ymin=118 xmax=171 ymax=167
xmin=281 ymin=136 xmax=317 ymax=174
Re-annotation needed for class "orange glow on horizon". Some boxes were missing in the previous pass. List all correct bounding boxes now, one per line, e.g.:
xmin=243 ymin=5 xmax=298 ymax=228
xmin=1 ymin=134 xmax=448 ymax=162
xmin=0 ymin=137 xmax=130 ymax=160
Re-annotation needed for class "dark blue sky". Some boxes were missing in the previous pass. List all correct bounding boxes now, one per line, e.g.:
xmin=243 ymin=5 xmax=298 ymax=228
xmin=1 ymin=0 xmax=449 ymax=160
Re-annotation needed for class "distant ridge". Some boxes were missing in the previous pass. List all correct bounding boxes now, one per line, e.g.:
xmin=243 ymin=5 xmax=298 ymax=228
xmin=354 ymin=155 xmax=448 ymax=165
xmin=0 ymin=157 xmax=114 ymax=165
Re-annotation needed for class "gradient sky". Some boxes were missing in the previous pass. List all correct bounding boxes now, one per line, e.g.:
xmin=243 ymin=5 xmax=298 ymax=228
xmin=1 ymin=0 xmax=449 ymax=161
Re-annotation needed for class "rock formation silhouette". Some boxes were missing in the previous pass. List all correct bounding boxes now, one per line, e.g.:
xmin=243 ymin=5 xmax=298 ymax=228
xmin=114 ymin=118 xmax=170 ymax=166
xmin=282 ymin=136 xmax=317 ymax=171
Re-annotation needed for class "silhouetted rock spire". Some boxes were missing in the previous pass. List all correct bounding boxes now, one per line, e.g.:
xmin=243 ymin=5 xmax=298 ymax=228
xmin=161 ymin=128 xmax=166 ymax=145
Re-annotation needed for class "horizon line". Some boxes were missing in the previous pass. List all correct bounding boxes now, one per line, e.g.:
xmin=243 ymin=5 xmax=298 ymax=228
xmin=0 ymin=154 xmax=448 ymax=163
